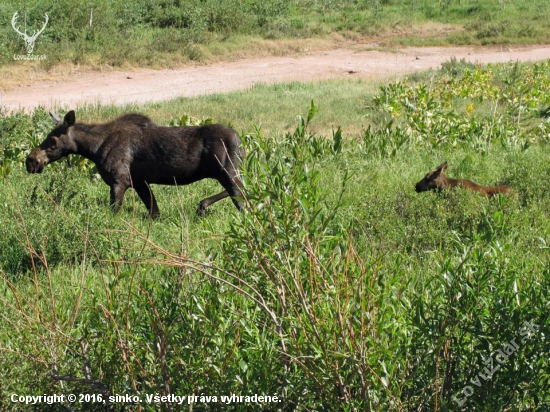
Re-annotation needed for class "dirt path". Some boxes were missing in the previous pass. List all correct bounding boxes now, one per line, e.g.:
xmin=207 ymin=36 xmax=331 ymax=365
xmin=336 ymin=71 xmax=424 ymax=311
xmin=3 ymin=44 xmax=550 ymax=112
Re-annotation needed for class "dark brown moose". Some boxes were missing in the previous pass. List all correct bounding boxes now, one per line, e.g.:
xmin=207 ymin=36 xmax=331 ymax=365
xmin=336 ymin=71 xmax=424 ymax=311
xmin=415 ymin=161 xmax=510 ymax=197
xmin=26 ymin=111 xmax=244 ymax=217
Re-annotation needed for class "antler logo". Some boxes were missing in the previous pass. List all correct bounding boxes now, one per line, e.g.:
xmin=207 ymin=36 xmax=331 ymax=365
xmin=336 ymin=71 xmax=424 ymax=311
xmin=11 ymin=11 xmax=48 ymax=55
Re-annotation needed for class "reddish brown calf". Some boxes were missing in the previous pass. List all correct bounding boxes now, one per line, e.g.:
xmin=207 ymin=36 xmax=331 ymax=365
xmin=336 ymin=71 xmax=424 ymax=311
xmin=415 ymin=161 xmax=510 ymax=197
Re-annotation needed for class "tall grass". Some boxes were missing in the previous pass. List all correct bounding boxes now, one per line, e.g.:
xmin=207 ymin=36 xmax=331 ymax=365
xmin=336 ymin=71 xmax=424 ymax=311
xmin=0 ymin=60 xmax=550 ymax=410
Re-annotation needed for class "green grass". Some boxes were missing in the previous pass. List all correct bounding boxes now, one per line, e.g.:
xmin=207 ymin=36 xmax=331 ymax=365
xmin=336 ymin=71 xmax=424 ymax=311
xmin=1 ymin=0 xmax=550 ymax=71
xmin=1 ymin=60 xmax=550 ymax=410
xmin=74 ymin=78 xmax=380 ymax=137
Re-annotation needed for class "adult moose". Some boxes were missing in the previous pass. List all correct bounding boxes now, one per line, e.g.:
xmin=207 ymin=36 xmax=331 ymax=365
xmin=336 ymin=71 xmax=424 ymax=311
xmin=415 ymin=161 xmax=510 ymax=197
xmin=26 ymin=111 xmax=244 ymax=217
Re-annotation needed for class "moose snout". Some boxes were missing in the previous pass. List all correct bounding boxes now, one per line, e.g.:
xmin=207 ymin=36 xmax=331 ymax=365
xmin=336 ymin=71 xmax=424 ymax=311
xmin=26 ymin=150 xmax=46 ymax=173
xmin=26 ymin=157 xmax=41 ymax=173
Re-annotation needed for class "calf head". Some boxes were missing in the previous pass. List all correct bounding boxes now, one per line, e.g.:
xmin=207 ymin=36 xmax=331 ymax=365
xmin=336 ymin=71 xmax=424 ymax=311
xmin=26 ymin=111 xmax=76 ymax=173
xmin=415 ymin=161 xmax=449 ymax=193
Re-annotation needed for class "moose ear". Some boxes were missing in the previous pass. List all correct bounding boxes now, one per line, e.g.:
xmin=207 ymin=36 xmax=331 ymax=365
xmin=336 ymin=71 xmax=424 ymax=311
xmin=435 ymin=161 xmax=448 ymax=173
xmin=49 ymin=111 xmax=61 ymax=124
xmin=63 ymin=110 xmax=76 ymax=128
xmin=429 ymin=161 xmax=447 ymax=179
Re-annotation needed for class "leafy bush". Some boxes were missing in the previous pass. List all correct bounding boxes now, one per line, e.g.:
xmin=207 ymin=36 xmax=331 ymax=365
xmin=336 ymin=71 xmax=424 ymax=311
xmin=369 ymin=60 xmax=550 ymax=154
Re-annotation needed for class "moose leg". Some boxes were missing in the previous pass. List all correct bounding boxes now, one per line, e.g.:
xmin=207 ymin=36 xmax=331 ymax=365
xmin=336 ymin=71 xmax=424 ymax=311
xmin=224 ymin=182 xmax=244 ymax=212
xmin=197 ymin=190 xmax=229 ymax=216
xmin=134 ymin=184 xmax=160 ymax=218
xmin=222 ymin=173 xmax=244 ymax=212
xmin=110 ymin=183 xmax=129 ymax=212
xmin=196 ymin=175 xmax=243 ymax=216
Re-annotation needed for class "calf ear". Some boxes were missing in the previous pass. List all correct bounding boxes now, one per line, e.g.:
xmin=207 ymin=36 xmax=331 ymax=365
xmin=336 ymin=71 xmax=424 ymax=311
xmin=435 ymin=161 xmax=448 ymax=171
xmin=64 ymin=110 xmax=76 ymax=128
xmin=430 ymin=161 xmax=448 ymax=179
xmin=49 ymin=111 xmax=61 ymax=124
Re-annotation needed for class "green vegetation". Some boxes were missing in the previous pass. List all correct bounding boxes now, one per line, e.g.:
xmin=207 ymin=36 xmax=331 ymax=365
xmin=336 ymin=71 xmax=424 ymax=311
xmin=1 ymin=59 xmax=550 ymax=410
xmin=1 ymin=0 xmax=550 ymax=69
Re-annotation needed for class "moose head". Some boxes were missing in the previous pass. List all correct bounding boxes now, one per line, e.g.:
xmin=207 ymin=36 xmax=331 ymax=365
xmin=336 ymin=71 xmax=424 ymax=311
xmin=415 ymin=161 xmax=449 ymax=193
xmin=26 ymin=111 xmax=76 ymax=174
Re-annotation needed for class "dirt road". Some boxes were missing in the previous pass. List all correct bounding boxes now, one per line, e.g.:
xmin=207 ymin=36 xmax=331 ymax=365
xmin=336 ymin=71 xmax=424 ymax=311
xmin=3 ymin=44 xmax=550 ymax=112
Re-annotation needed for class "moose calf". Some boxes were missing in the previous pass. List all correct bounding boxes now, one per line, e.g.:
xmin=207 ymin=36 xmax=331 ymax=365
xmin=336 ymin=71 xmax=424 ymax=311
xmin=26 ymin=111 xmax=244 ymax=217
xmin=415 ymin=161 xmax=510 ymax=197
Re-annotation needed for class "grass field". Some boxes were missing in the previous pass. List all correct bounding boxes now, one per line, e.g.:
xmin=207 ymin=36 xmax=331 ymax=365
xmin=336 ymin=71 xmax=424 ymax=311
xmin=0 ymin=58 xmax=549 ymax=410
xmin=1 ymin=0 xmax=550 ymax=74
